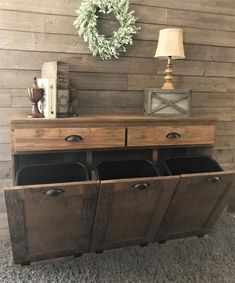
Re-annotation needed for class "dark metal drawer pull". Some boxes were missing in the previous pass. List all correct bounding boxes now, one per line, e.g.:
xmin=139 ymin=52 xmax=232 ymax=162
xmin=65 ymin=135 xmax=83 ymax=142
xmin=207 ymin=176 xmax=221 ymax=183
xmin=166 ymin=132 xmax=181 ymax=139
xmin=133 ymin=182 xmax=150 ymax=190
xmin=44 ymin=189 xmax=65 ymax=197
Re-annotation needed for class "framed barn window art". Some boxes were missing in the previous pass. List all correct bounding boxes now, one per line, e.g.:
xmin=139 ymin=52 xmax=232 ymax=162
xmin=144 ymin=88 xmax=191 ymax=115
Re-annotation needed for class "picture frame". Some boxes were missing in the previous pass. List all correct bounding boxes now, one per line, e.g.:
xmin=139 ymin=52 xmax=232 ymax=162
xmin=143 ymin=88 xmax=191 ymax=115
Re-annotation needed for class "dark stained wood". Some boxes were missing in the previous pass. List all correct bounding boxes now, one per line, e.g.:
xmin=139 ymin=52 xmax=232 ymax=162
xmin=4 ymin=180 xmax=99 ymax=263
xmin=155 ymin=171 xmax=235 ymax=241
xmin=1 ymin=0 xmax=235 ymax=177
xmin=90 ymin=176 xmax=179 ymax=251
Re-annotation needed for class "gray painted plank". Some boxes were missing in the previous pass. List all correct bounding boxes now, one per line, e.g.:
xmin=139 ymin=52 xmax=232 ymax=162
xmin=0 ymin=89 xmax=11 ymax=106
xmin=128 ymin=75 xmax=235 ymax=92
xmin=166 ymin=8 xmax=235 ymax=32
xmin=0 ymin=144 xmax=11 ymax=162
xmin=0 ymin=128 xmax=10 ymax=144
xmin=0 ymin=162 xmax=11 ymax=179
xmin=0 ymin=0 xmax=234 ymax=16
xmin=133 ymin=0 xmax=235 ymax=16
xmin=1 ymin=50 xmax=235 ymax=77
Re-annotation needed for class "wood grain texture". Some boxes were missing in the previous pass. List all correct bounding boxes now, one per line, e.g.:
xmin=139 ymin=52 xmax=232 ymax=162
xmin=91 ymin=176 xmax=179 ymax=251
xmin=14 ymin=127 xmax=126 ymax=152
xmin=127 ymin=125 xmax=215 ymax=147
xmin=4 ymin=180 xmax=99 ymax=263
xmin=155 ymin=171 xmax=235 ymax=241
xmin=0 ymin=0 xmax=235 ymax=175
xmin=1 ymin=0 xmax=234 ymax=16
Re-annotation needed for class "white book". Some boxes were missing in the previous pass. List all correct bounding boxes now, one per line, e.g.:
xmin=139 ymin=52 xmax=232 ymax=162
xmin=38 ymin=78 xmax=57 ymax=119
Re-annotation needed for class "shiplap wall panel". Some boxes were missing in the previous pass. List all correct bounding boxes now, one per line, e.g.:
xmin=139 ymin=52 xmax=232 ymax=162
xmin=1 ymin=0 xmax=235 ymax=16
xmin=0 ymin=0 xmax=235 ymax=204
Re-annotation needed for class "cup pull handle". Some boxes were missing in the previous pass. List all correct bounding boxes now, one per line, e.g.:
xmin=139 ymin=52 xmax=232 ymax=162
xmin=166 ymin=132 xmax=181 ymax=139
xmin=207 ymin=176 xmax=221 ymax=183
xmin=44 ymin=189 xmax=65 ymax=197
xmin=65 ymin=135 xmax=83 ymax=142
xmin=133 ymin=182 xmax=150 ymax=190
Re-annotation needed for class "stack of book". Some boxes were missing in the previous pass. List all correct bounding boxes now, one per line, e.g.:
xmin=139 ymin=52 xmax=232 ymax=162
xmin=38 ymin=61 xmax=70 ymax=118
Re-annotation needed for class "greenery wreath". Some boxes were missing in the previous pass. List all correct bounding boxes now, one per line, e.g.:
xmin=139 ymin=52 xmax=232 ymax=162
xmin=73 ymin=0 xmax=140 ymax=60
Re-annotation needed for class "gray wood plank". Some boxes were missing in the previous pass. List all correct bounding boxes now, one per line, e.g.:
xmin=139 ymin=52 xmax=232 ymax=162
xmin=2 ymin=50 xmax=235 ymax=77
xmin=76 ymin=107 xmax=143 ymax=115
xmin=78 ymin=91 xmax=144 ymax=108
xmin=0 ymin=89 xmax=11 ymax=106
xmin=0 ymin=162 xmax=11 ymax=179
xmin=70 ymin=72 xmax=128 ymax=91
xmin=0 ymin=127 xmax=10 ymax=144
xmin=191 ymin=92 xmax=235 ymax=108
xmin=166 ymin=8 xmax=235 ymax=32
xmin=0 ymin=30 xmax=89 ymax=54
xmin=217 ymin=121 xmax=235 ymax=135
xmin=128 ymin=75 xmax=235 ymax=92
xmin=0 ymin=108 xmax=29 ymax=126
xmin=1 ymin=0 xmax=234 ymax=17
xmin=0 ymin=144 xmax=11 ymax=162
xmin=133 ymin=0 xmax=235 ymax=16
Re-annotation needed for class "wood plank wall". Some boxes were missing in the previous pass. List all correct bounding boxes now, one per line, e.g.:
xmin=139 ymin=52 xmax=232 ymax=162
xmin=0 ymin=0 xmax=235 ymax=211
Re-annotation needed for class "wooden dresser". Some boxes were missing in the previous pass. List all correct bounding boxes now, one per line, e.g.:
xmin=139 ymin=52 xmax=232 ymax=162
xmin=5 ymin=115 xmax=235 ymax=265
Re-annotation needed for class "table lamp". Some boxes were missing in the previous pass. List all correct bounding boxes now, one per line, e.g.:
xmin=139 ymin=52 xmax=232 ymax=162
xmin=155 ymin=28 xmax=185 ymax=90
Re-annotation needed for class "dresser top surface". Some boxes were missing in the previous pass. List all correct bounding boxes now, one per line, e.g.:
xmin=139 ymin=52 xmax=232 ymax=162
xmin=11 ymin=114 xmax=217 ymax=125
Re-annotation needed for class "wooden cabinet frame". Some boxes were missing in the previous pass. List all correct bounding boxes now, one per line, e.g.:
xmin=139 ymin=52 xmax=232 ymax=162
xmin=5 ymin=115 xmax=235 ymax=264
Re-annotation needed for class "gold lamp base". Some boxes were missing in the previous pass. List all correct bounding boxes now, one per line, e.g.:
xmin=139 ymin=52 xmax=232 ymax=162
xmin=161 ymin=56 xmax=174 ymax=90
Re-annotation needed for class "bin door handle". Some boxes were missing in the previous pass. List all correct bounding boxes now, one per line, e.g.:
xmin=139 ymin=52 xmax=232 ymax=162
xmin=166 ymin=132 xmax=181 ymax=139
xmin=44 ymin=188 xmax=65 ymax=197
xmin=133 ymin=182 xmax=150 ymax=190
xmin=207 ymin=176 xmax=221 ymax=183
xmin=65 ymin=135 xmax=83 ymax=142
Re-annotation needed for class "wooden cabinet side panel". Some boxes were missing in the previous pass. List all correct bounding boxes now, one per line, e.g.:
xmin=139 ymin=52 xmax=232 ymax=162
xmin=4 ymin=189 xmax=28 ymax=264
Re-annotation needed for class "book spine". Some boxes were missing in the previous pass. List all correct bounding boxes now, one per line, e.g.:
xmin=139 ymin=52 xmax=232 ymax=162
xmin=37 ymin=78 xmax=57 ymax=119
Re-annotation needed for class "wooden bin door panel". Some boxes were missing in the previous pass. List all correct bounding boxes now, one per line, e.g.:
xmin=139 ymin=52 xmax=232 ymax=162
xmin=155 ymin=171 xmax=235 ymax=241
xmin=90 ymin=176 xmax=179 ymax=251
xmin=4 ymin=181 xmax=99 ymax=264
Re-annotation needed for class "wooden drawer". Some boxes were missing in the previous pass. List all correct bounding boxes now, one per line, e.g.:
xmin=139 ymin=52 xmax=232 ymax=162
xmin=4 ymin=180 xmax=99 ymax=264
xmin=127 ymin=124 xmax=215 ymax=147
xmin=13 ymin=127 xmax=126 ymax=152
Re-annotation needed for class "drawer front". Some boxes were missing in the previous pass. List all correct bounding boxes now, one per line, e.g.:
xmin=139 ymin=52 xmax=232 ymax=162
xmin=155 ymin=171 xmax=235 ymax=241
xmin=4 ymin=180 xmax=99 ymax=263
xmin=14 ymin=127 xmax=126 ymax=152
xmin=90 ymin=176 xmax=179 ymax=251
xmin=127 ymin=125 xmax=215 ymax=147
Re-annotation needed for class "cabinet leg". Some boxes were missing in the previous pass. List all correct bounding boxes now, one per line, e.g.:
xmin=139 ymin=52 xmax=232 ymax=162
xmin=197 ymin=234 xmax=205 ymax=238
xmin=140 ymin=243 xmax=148 ymax=247
xmin=95 ymin=250 xmax=104 ymax=254
xmin=21 ymin=261 xmax=30 ymax=266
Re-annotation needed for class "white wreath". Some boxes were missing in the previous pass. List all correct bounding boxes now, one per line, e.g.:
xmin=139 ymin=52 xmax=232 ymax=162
xmin=73 ymin=0 xmax=140 ymax=60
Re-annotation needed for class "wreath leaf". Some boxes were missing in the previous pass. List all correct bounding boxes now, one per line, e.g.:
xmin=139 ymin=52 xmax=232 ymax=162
xmin=73 ymin=0 xmax=140 ymax=60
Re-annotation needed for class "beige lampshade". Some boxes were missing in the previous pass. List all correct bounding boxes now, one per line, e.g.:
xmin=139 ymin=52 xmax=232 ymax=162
xmin=155 ymin=28 xmax=185 ymax=59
